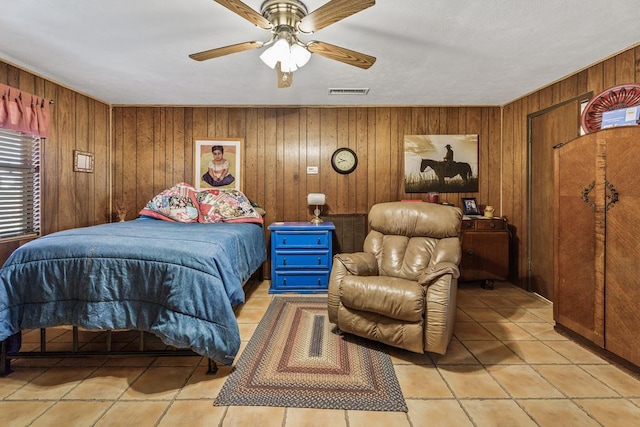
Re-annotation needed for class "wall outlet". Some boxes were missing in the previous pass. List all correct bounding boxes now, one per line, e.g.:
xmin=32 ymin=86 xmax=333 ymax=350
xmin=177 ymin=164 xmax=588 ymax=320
xmin=306 ymin=166 xmax=318 ymax=174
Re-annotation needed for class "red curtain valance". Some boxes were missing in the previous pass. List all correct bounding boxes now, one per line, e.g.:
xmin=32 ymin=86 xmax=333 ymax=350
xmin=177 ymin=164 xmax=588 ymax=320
xmin=0 ymin=83 xmax=50 ymax=138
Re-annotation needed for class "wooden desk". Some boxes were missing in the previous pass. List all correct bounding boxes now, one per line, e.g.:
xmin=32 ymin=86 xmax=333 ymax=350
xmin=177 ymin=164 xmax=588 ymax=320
xmin=459 ymin=216 xmax=510 ymax=289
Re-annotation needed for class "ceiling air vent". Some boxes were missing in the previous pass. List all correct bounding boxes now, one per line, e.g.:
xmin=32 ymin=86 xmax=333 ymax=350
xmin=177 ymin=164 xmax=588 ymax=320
xmin=328 ymin=88 xmax=370 ymax=95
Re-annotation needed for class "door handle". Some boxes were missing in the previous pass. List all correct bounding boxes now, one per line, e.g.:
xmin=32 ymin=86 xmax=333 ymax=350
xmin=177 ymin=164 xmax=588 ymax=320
xmin=581 ymin=180 xmax=595 ymax=211
xmin=605 ymin=180 xmax=618 ymax=211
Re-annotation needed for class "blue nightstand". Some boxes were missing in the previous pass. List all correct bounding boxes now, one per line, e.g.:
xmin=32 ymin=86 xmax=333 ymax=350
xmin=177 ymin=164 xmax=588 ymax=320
xmin=268 ymin=222 xmax=335 ymax=294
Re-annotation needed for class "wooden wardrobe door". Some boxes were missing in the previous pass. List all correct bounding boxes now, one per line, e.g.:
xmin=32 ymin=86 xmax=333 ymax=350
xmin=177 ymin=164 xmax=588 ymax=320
xmin=603 ymin=127 xmax=640 ymax=366
xmin=553 ymin=133 xmax=603 ymax=345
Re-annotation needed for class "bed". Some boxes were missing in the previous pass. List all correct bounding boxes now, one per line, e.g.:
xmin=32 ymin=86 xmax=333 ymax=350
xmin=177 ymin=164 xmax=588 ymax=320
xmin=0 ymin=209 xmax=266 ymax=376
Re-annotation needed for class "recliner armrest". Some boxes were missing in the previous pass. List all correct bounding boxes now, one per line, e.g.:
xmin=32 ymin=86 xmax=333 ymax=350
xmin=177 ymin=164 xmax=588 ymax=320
xmin=328 ymin=252 xmax=378 ymax=324
xmin=417 ymin=261 xmax=460 ymax=286
xmin=430 ymin=237 xmax=462 ymax=266
xmin=333 ymin=252 xmax=378 ymax=276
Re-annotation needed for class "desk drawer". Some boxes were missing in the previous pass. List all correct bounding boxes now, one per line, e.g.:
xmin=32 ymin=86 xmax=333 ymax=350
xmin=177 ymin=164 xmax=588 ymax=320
xmin=462 ymin=218 xmax=506 ymax=230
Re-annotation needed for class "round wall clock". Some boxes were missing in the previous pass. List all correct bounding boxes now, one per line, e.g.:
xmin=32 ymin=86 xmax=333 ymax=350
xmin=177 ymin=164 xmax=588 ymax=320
xmin=331 ymin=147 xmax=358 ymax=174
xmin=581 ymin=83 xmax=640 ymax=133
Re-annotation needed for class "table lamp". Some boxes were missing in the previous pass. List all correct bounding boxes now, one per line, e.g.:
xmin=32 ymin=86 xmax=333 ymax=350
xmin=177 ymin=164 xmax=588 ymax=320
xmin=307 ymin=193 xmax=326 ymax=224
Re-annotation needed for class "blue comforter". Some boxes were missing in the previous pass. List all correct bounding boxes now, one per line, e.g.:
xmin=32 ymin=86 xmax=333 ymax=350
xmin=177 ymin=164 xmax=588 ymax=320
xmin=0 ymin=219 xmax=266 ymax=364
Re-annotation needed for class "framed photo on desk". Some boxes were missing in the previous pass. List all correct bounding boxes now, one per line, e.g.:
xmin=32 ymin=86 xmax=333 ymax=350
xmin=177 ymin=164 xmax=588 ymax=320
xmin=461 ymin=197 xmax=481 ymax=215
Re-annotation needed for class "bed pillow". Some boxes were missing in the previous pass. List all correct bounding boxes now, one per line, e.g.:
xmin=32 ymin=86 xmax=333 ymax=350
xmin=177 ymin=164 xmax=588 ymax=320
xmin=138 ymin=182 xmax=199 ymax=223
xmin=248 ymin=198 xmax=267 ymax=218
xmin=196 ymin=189 xmax=263 ymax=224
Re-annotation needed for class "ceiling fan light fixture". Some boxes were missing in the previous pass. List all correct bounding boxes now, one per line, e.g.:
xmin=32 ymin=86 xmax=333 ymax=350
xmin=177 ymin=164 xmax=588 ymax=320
xmin=259 ymin=37 xmax=310 ymax=72
xmin=259 ymin=38 xmax=289 ymax=69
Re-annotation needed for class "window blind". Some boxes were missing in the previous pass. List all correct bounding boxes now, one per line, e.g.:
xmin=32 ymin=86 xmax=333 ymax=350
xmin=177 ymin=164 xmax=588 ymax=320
xmin=0 ymin=129 xmax=40 ymax=240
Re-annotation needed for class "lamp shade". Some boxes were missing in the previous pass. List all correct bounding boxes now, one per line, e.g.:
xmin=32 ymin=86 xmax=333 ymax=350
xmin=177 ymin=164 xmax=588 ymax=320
xmin=259 ymin=48 xmax=278 ymax=69
xmin=259 ymin=38 xmax=290 ymax=69
xmin=291 ymin=43 xmax=311 ymax=68
xmin=307 ymin=193 xmax=326 ymax=206
xmin=279 ymin=54 xmax=297 ymax=73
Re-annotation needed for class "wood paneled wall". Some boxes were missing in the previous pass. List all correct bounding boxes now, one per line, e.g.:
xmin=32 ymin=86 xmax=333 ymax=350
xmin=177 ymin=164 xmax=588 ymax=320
xmin=501 ymin=45 xmax=640 ymax=285
xmin=0 ymin=61 xmax=111 ymax=263
xmin=112 ymin=106 xmax=502 ymax=225
xmin=112 ymin=106 xmax=501 ymax=281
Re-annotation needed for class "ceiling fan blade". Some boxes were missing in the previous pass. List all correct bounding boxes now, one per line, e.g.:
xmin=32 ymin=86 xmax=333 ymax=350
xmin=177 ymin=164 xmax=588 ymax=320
xmin=298 ymin=0 xmax=375 ymax=33
xmin=189 ymin=41 xmax=263 ymax=61
xmin=277 ymin=63 xmax=293 ymax=88
xmin=307 ymin=41 xmax=376 ymax=69
xmin=213 ymin=0 xmax=273 ymax=30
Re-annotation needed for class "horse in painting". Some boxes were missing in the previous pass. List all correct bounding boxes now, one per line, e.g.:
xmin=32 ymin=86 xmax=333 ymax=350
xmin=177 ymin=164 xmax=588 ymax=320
xmin=420 ymin=158 xmax=472 ymax=184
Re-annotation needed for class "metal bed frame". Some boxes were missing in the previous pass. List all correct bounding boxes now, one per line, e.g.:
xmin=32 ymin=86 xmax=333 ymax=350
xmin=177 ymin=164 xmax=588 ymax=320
xmin=1 ymin=326 xmax=219 ymax=376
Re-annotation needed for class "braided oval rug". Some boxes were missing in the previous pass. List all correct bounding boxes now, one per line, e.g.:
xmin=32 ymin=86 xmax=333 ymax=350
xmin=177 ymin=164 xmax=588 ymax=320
xmin=214 ymin=296 xmax=407 ymax=412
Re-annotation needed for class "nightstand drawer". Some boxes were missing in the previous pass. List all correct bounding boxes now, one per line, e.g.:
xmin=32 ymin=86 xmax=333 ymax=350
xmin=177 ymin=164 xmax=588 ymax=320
xmin=273 ymin=232 xmax=329 ymax=249
xmin=272 ymin=271 xmax=331 ymax=290
xmin=272 ymin=251 xmax=331 ymax=269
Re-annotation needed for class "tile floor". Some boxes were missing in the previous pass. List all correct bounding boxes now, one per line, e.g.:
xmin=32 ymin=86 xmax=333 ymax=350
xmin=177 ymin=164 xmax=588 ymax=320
xmin=2 ymin=280 xmax=640 ymax=426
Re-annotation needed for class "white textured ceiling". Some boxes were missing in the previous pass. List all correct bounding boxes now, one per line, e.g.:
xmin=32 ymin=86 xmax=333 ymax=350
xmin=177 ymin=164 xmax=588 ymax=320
xmin=1 ymin=0 xmax=639 ymax=106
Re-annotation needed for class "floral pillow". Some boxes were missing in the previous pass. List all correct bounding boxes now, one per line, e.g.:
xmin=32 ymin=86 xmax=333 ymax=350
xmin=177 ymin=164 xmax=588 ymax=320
xmin=196 ymin=189 xmax=263 ymax=224
xmin=138 ymin=182 xmax=199 ymax=223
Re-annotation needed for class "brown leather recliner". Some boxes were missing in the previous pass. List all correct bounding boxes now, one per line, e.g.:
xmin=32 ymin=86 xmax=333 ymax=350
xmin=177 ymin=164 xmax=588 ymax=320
xmin=328 ymin=201 xmax=463 ymax=354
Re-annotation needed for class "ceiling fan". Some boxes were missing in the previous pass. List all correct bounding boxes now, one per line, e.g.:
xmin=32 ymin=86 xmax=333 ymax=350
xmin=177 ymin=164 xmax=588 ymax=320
xmin=189 ymin=0 xmax=377 ymax=88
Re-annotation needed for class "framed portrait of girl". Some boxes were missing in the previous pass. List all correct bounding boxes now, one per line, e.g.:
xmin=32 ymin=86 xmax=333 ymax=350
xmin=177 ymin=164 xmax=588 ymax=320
xmin=194 ymin=139 xmax=243 ymax=191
